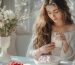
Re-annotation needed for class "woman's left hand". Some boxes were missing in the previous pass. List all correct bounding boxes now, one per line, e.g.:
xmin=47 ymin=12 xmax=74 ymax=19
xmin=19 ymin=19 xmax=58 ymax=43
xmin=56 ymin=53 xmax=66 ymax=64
xmin=56 ymin=32 xmax=69 ymax=53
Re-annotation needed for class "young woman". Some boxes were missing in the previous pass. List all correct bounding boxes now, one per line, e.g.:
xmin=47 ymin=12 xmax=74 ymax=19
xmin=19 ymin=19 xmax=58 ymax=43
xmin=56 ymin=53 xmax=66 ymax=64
xmin=26 ymin=0 xmax=75 ymax=61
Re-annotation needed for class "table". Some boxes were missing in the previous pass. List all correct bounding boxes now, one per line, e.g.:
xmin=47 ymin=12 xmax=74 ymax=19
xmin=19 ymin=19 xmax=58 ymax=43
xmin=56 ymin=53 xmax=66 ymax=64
xmin=11 ymin=56 xmax=74 ymax=65
xmin=0 ymin=56 xmax=35 ymax=65
xmin=11 ymin=56 xmax=35 ymax=65
xmin=0 ymin=56 xmax=73 ymax=65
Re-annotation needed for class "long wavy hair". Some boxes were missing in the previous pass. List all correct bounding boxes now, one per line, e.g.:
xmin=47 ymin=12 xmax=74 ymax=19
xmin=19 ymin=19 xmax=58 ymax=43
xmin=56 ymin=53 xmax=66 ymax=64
xmin=33 ymin=0 xmax=74 ymax=49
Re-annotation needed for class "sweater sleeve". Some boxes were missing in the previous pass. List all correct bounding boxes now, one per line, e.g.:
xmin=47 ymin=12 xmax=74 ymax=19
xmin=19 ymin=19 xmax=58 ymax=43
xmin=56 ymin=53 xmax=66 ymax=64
xmin=60 ymin=31 xmax=75 ymax=61
xmin=26 ymin=34 xmax=37 ymax=58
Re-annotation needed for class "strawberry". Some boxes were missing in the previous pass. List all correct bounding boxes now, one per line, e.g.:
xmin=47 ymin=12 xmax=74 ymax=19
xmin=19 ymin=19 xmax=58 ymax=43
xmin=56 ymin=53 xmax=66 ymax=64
xmin=7 ymin=60 xmax=23 ymax=65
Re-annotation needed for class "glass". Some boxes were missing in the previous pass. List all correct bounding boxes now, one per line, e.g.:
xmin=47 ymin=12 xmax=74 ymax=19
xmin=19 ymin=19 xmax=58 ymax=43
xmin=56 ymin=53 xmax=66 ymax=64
xmin=52 ymin=33 xmax=62 ymax=48
xmin=0 ymin=36 xmax=11 ymax=63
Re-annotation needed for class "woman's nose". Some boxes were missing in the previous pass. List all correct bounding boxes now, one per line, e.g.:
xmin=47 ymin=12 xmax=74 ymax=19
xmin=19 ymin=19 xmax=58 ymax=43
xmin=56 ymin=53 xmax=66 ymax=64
xmin=51 ymin=14 xmax=56 ymax=19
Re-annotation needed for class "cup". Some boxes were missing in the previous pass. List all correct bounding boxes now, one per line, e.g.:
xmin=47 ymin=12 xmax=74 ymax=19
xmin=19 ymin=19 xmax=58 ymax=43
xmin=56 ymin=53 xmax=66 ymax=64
xmin=55 ymin=40 xmax=62 ymax=48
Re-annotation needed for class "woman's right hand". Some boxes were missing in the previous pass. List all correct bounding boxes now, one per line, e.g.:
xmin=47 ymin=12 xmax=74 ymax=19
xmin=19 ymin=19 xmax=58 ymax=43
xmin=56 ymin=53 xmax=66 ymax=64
xmin=39 ymin=42 xmax=55 ymax=54
xmin=34 ymin=42 xmax=55 ymax=59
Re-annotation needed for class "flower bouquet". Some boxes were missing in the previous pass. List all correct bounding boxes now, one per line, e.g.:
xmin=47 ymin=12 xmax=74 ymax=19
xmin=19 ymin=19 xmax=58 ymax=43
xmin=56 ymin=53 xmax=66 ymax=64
xmin=0 ymin=6 xmax=18 ymax=37
xmin=0 ymin=6 xmax=18 ymax=63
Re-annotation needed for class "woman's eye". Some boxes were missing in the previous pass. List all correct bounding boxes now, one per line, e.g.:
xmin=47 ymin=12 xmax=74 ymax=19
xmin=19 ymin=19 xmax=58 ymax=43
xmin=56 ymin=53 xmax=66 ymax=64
xmin=48 ymin=12 xmax=51 ymax=14
xmin=54 ymin=11 xmax=59 ymax=13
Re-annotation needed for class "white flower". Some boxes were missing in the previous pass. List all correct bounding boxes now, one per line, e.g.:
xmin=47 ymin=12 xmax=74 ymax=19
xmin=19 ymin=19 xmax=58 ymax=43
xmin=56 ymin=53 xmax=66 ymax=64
xmin=3 ymin=10 xmax=9 ymax=20
xmin=6 ymin=20 xmax=9 ymax=23
xmin=0 ymin=22 xmax=4 ymax=28
xmin=4 ymin=10 xmax=15 ymax=20
xmin=0 ymin=13 xmax=3 ymax=20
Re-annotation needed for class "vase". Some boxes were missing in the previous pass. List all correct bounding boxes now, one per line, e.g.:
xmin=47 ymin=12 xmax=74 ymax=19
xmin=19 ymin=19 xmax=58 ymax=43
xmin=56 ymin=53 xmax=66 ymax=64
xmin=0 ymin=36 xmax=11 ymax=63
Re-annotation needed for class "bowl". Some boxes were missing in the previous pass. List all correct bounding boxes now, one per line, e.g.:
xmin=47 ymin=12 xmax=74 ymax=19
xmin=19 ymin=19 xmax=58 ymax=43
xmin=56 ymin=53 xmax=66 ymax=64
xmin=34 ymin=55 xmax=61 ymax=65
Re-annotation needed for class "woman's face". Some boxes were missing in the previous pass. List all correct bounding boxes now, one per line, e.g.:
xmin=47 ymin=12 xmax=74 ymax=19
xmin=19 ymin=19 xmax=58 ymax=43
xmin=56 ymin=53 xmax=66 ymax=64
xmin=46 ymin=5 xmax=64 ymax=25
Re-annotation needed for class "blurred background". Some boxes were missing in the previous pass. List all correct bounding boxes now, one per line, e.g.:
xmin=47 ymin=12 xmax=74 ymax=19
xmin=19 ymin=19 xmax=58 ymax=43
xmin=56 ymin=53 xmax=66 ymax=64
xmin=1 ymin=0 xmax=75 ymax=57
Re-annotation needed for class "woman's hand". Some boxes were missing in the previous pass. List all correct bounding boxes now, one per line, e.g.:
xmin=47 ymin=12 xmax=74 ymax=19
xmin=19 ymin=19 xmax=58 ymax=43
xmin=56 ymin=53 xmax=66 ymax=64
xmin=39 ymin=42 xmax=55 ymax=54
xmin=56 ymin=32 xmax=69 ymax=53
xmin=34 ymin=42 xmax=55 ymax=59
